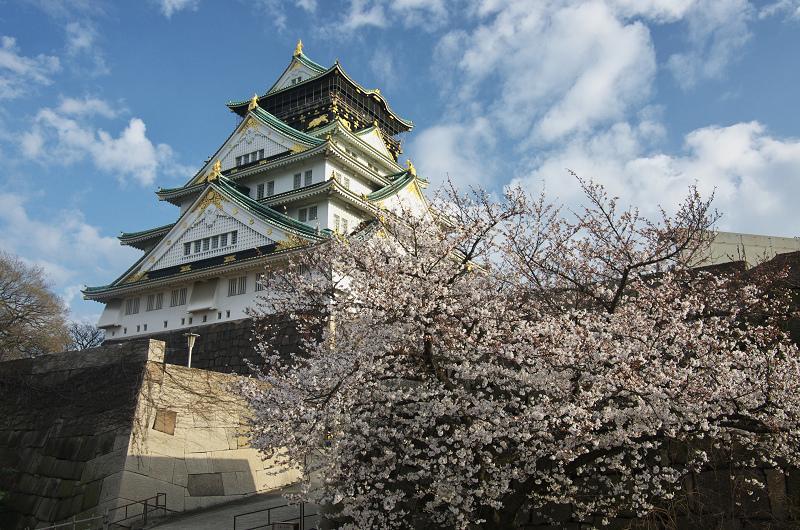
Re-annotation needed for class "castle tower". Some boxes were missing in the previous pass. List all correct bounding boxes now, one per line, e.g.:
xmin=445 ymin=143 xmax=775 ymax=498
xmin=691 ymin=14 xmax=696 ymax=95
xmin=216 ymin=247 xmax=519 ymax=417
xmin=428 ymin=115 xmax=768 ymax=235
xmin=83 ymin=42 xmax=429 ymax=344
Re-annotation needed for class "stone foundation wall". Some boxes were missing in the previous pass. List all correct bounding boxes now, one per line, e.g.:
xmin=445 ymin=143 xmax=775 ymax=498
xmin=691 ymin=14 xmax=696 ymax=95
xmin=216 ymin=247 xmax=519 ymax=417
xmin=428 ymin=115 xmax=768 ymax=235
xmin=105 ymin=317 xmax=301 ymax=376
xmin=0 ymin=339 xmax=297 ymax=529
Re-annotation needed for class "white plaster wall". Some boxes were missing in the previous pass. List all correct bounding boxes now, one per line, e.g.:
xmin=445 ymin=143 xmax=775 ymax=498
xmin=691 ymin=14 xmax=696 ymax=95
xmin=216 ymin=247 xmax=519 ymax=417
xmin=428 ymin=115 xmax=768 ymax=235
xmin=101 ymin=267 xmax=274 ymax=340
xmin=325 ymin=160 xmax=376 ymax=197
xmin=238 ymin=157 xmax=327 ymax=200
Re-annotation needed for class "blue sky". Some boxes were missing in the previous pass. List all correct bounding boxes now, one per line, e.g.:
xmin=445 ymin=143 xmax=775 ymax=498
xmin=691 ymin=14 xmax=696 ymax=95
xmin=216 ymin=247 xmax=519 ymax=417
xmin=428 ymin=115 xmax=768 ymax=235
xmin=0 ymin=0 xmax=799 ymax=321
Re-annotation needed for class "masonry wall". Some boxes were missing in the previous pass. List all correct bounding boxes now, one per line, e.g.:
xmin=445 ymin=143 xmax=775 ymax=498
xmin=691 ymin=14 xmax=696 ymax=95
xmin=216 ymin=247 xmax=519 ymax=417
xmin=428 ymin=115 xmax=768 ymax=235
xmin=0 ymin=339 xmax=298 ymax=529
xmin=119 ymin=359 xmax=299 ymax=514
xmin=105 ymin=317 xmax=301 ymax=376
xmin=0 ymin=341 xmax=156 ymax=529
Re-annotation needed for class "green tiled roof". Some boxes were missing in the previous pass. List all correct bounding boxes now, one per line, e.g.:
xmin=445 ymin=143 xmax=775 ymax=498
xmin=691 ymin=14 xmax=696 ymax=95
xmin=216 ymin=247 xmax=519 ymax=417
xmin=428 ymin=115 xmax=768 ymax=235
xmin=119 ymin=223 xmax=175 ymax=241
xmin=367 ymin=170 xmax=417 ymax=201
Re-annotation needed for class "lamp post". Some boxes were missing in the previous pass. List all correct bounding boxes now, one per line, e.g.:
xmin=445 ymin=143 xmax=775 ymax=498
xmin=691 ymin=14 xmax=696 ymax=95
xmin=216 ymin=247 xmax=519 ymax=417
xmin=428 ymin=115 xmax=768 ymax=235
xmin=184 ymin=332 xmax=199 ymax=368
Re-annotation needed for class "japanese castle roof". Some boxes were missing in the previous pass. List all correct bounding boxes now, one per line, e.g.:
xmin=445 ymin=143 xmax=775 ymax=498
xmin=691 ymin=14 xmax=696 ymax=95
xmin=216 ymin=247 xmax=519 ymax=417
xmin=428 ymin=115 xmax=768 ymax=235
xmin=83 ymin=175 xmax=329 ymax=299
xmin=118 ymin=223 xmax=175 ymax=249
xmin=226 ymin=50 xmax=413 ymax=130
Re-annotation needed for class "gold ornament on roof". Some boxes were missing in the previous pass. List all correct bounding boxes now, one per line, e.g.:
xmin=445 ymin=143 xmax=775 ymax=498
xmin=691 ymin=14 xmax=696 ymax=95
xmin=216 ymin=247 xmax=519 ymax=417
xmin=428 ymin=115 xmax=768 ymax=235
xmin=248 ymin=94 xmax=259 ymax=111
xmin=294 ymin=39 xmax=303 ymax=57
xmin=198 ymin=189 xmax=223 ymax=212
xmin=406 ymin=159 xmax=417 ymax=177
xmin=206 ymin=159 xmax=222 ymax=181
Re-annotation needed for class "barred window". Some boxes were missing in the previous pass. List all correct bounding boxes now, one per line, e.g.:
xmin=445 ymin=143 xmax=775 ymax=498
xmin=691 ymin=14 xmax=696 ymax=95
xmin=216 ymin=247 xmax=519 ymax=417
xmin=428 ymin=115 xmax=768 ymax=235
xmin=293 ymin=173 xmax=301 ymax=189
xmin=170 ymin=288 xmax=187 ymax=307
xmin=124 ymin=297 xmax=140 ymax=315
xmin=257 ymin=183 xmax=265 ymax=199
xmin=299 ymin=208 xmax=307 ymax=222
xmin=228 ymin=276 xmax=247 ymax=296
xmin=308 ymin=206 xmax=318 ymax=221
xmin=267 ymin=181 xmax=275 ymax=196
xmin=183 ymin=242 xmax=191 ymax=256
xmin=146 ymin=293 xmax=163 ymax=312
xmin=304 ymin=170 xmax=312 ymax=186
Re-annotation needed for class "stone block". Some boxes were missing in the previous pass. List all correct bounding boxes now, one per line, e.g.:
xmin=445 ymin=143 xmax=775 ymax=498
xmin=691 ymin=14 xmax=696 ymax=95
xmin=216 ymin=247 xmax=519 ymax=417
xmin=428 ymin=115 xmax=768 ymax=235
xmin=210 ymin=449 xmax=253 ymax=473
xmin=186 ymin=427 xmax=229 ymax=453
xmin=144 ymin=431 xmax=185 ymax=458
xmin=82 ymin=479 xmax=103 ymax=511
xmin=51 ymin=458 xmax=85 ymax=481
xmin=116 ymin=470 xmax=185 ymax=512
xmin=185 ymin=454 xmax=212 ymax=474
xmin=81 ymin=449 xmax=126 ymax=482
xmin=173 ymin=459 xmax=188 ymax=487
xmin=187 ymin=472 xmax=224 ymax=496
xmin=148 ymin=455 xmax=176 ymax=483
xmin=153 ymin=409 xmax=177 ymax=435
xmin=99 ymin=471 xmax=124 ymax=505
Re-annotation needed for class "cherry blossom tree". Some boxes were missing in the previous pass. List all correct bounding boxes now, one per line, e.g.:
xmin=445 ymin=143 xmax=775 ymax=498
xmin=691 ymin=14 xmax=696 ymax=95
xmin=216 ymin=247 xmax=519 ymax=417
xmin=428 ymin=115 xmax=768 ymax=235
xmin=242 ymin=179 xmax=800 ymax=529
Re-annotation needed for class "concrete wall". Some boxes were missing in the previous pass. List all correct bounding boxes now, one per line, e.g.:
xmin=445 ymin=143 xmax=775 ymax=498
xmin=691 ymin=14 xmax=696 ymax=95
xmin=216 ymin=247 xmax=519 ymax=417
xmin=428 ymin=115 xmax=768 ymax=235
xmin=696 ymin=230 xmax=800 ymax=267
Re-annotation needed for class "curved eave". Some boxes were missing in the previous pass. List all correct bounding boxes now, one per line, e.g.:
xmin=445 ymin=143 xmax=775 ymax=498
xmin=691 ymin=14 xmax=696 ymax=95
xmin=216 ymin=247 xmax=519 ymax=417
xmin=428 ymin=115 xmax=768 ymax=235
xmin=260 ymin=178 xmax=378 ymax=215
xmin=251 ymin=107 xmax=324 ymax=146
xmin=82 ymin=244 xmax=320 ymax=302
xmin=119 ymin=223 xmax=175 ymax=249
xmin=333 ymin=64 xmax=413 ymax=129
xmin=157 ymin=182 xmax=205 ymax=205
xmin=367 ymin=170 xmax=417 ymax=201
xmin=312 ymin=121 xmax=403 ymax=173
xmin=213 ymin=177 xmax=325 ymax=240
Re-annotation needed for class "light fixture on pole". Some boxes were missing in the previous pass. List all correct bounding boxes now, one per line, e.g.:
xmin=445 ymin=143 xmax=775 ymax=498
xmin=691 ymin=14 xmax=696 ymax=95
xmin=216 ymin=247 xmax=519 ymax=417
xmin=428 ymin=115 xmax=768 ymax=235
xmin=184 ymin=332 xmax=199 ymax=368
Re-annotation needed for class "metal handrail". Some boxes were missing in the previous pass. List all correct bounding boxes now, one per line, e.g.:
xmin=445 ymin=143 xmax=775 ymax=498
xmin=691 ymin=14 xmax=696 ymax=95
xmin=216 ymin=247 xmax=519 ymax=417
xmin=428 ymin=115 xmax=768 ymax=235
xmin=233 ymin=502 xmax=318 ymax=530
xmin=28 ymin=514 xmax=105 ymax=530
xmin=108 ymin=492 xmax=176 ymax=527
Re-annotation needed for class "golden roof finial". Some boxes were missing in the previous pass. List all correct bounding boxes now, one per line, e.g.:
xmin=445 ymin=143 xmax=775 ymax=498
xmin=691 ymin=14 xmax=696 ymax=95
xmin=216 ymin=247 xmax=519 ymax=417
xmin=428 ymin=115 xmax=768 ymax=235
xmin=294 ymin=39 xmax=303 ymax=57
xmin=248 ymin=93 xmax=258 ymax=111
xmin=406 ymin=159 xmax=417 ymax=177
xmin=207 ymin=159 xmax=222 ymax=181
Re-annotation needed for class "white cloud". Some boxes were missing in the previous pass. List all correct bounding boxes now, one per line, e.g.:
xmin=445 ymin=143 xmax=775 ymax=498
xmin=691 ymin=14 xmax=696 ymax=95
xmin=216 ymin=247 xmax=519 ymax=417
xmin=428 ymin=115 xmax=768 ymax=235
xmin=57 ymin=96 xmax=119 ymax=118
xmin=65 ymin=21 xmax=109 ymax=75
xmin=22 ymin=103 xmax=188 ymax=186
xmin=434 ymin=1 xmax=656 ymax=143
xmin=666 ymin=0 xmax=753 ymax=90
xmin=0 ymin=35 xmax=61 ymax=100
xmin=759 ymin=0 xmax=800 ymax=20
xmin=514 ymin=121 xmax=800 ymax=237
xmin=0 ymin=191 xmax=139 ymax=316
xmin=369 ymin=47 xmax=399 ymax=87
xmin=159 ymin=0 xmax=200 ymax=18
xmin=409 ymin=117 xmax=498 ymax=190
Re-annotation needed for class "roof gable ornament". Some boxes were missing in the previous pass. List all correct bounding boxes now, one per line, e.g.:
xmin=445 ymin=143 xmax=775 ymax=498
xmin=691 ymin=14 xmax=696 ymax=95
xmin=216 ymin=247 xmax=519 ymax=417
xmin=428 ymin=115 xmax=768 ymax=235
xmin=206 ymin=159 xmax=222 ymax=182
xmin=406 ymin=159 xmax=417 ymax=177
xmin=248 ymin=94 xmax=259 ymax=111
xmin=294 ymin=39 xmax=303 ymax=57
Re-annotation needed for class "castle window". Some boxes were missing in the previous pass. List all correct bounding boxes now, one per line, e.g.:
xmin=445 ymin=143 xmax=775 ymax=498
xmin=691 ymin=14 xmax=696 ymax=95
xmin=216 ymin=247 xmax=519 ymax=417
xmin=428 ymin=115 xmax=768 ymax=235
xmin=124 ymin=298 xmax=140 ymax=315
xmin=202 ymin=238 xmax=210 ymax=251
xmin=299 ymin=208 xmax=307 ymax=222
xmin=211 ymin=235 xmax=219 ymax=249
xmin=194 ymin=241 xmax=201 ymax=253
xmin=170 ymin=288 xmax=187 ymax=307
xmin=333 ymin=214 xmax=341 ymax=233
xmin=304 ymin=170 xmax=312 ymax=186
xmin=342 ymin=176 xmax=351 ymax=190
xmin=267 ymin=180 xmax=274 ymax=196
xmin=226 ymin=310 xmax=230 ymax=318
xmin=231 ymin=231 xmax=238 ymax=245
xmin=309 ymin=206 xmax=318 ymax=221
xmin=291 ymin=76 xmax=302 ymax=84
xmin=235 ymin=156 xmax=242 ymax=166
xmin=202 ymin=315 xmax=207 ymax=323
xmin=221 ymin=233 xmax=228 ymax=247
xmin=146 ymin=293 xmax=163 ymax=312
xmin=228 ymin=275 xmax=247 ymax=296
xmin=342 ymin=218 xmax=349 ymax=234
xmin=242 ymin=153 xmax=250 ymax=165
xmin=255 ymin=273 xmax=266 ymax=292
xmin=136 ymin=325 xmax=140 ymax=332
xmin=258 ymin=149 xmax=264 ymax=159
xmin=257 ymin=183 xmax=265 ymax=199
xmin=164 ymin=320 xmax=168 ymax=328
xmin=143 ymin=324 xmax=148 ymax=331
xmin=293 ymin=173 xmax=301 ymax=189
xmin=217 ymin=312 xmax=222 ymax=320
xmin=183 ymin=242 xmax=191 ymax=256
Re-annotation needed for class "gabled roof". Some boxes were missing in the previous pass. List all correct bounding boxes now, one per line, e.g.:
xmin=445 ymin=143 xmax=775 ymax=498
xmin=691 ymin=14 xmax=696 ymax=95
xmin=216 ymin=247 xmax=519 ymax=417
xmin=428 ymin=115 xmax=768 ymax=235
xmin=308 ymin=119 xmax=402 ymax=173
xmin=184 ymin=107 xmax=324 ymax=188
xmin=367 ymin=170 xmax=418 ymax=201
xmin=84 ymin=176 xmax=329 ymax=299
xmin=265 ymin=51 xmax=327 ymax=95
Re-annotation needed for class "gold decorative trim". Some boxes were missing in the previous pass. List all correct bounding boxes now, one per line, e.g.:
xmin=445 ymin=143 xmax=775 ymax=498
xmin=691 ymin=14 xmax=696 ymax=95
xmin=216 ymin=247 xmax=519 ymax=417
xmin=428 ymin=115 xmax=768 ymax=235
xmin=294 ymin=39 xmax=303 ymax=57
xmin=198 ymin=190 xmax=223 ymax=213
xmin=224 ymin=255 xmax=237 ymax=263
xmin=180 ymin=265 xmax=192 ymax=273
xmin=307 ymin=114 xmax=329 ymax=129
xmin=289 ymin=144 xmax=309 ymax=153
xmin=248 ymin=94 xmax=259 ymax=111
xmin=242 ymin=116 xmax=259 ymax=131
xmin=126 ymin=271 xmax=148 ymax=283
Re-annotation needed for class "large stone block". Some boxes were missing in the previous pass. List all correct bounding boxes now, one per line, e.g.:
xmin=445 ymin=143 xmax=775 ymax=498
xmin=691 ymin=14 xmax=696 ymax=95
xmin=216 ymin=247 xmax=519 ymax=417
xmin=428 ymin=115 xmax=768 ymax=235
xmin=187 ymin=472 xmax=224 ymax=496
xmin=186 ymin=427 xmax=230 ymax=453
xmin=116 ymin=470 xmax=186 ymax=512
